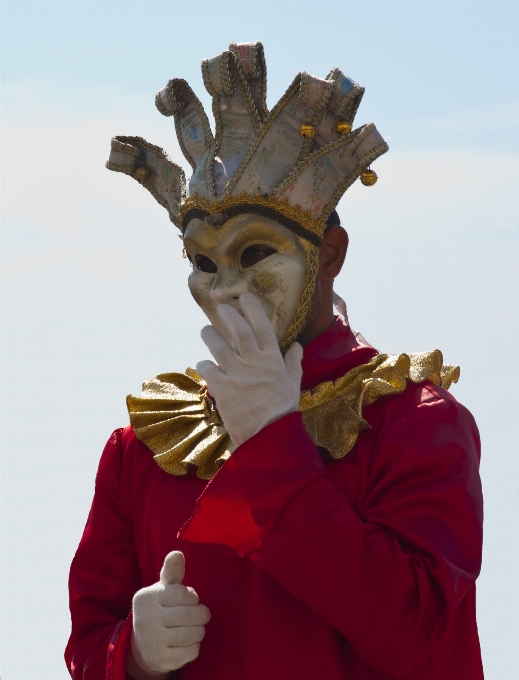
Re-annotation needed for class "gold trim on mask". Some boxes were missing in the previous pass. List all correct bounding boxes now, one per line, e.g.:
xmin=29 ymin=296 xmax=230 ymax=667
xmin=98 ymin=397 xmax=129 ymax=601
xmin=279 ymin=243 xmax=319 ymax=354
xmin=127 ymin=350 xmax=460 ymax=481
xmin=179 ymin=193 xmax=327 ymax=247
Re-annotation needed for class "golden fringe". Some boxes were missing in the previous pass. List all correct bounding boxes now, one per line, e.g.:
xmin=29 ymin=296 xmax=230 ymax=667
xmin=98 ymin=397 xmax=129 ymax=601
xmin=178 ymin=192 xmax=326 ymax=241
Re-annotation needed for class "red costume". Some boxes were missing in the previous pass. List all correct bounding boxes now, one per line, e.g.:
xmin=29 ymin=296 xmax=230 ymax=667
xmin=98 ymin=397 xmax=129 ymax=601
xmin=66 ymin=318 xmax=484 ymax=679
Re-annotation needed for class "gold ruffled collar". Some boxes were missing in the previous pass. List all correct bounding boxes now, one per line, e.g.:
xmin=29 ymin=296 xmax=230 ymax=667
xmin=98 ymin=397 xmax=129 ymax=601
xmin=127 ymin=351 xmax=459 ymax=481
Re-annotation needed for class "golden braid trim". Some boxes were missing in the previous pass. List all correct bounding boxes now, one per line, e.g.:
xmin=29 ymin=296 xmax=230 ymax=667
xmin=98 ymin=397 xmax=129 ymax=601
xmin=178 ymin=193 xmax=326 ymax=246
xmin=279 ymin=243 xmax=320 ymax=354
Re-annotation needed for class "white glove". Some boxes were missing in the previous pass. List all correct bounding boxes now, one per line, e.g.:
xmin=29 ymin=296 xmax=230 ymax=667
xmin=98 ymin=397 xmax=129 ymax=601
xmin=128 ymin=551 xmax=211 ymax=678
xmin=196 ymin=292 xmax=303 ymax=447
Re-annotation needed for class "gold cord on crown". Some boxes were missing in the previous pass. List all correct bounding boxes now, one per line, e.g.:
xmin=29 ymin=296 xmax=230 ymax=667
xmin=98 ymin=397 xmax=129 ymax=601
xmin=178 ymin=193 xmax=327 ymax=247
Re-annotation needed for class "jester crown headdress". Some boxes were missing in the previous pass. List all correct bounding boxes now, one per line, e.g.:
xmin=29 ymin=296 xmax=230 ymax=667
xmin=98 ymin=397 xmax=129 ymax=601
xmin=106 ymin=41 xmax=388 ymax=350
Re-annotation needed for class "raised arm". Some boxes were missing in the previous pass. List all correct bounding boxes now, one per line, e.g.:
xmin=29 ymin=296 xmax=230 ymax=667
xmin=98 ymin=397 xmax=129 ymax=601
xmin=186 ymin=294 xmax=483 ymax=677
xmin=180 ymin=395 xmax=482 ymax=676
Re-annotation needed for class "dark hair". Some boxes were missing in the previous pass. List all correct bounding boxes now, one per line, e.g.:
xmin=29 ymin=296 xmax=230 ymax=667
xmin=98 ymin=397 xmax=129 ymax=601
xmin=326 ymin=210 xmax=341 ymax=229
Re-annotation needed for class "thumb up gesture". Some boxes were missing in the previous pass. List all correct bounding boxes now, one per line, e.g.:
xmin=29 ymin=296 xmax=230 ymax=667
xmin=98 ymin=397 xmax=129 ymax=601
xmin=128 ymin=552 xmax=211 ymax=679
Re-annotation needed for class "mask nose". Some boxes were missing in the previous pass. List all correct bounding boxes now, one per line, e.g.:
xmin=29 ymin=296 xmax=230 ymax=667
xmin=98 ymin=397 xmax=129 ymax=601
xmin=209 ymin=266 xmax=249 ymax=305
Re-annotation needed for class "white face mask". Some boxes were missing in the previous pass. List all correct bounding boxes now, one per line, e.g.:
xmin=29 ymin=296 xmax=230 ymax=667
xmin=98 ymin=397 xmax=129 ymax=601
xmin=184 ymin=213 xmax=309 ymax=345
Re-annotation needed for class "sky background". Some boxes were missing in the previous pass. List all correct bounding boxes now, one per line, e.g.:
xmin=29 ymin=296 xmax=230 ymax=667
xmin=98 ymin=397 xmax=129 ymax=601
xmin=1 ymin=1 xmax=518 ymax=678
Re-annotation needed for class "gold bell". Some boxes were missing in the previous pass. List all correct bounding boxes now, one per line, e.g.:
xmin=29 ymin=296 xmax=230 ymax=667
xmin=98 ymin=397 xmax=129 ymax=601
xmin=360 ymin=168 xmax=378 ymax=186
xmin=299 ymin=121 xmax=316 ymax=139
xmin=133 ymin=166 xmax=151 ymax=182
xmin=334 ymin=119 xmax=352 ymax=135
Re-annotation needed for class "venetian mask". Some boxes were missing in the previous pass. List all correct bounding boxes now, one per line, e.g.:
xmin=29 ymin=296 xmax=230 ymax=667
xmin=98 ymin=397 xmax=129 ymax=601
xmin=183 ymin=213 xmax=309 ymax=346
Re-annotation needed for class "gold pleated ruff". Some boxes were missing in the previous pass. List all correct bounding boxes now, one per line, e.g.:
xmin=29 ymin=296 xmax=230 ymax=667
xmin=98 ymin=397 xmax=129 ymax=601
xmin=126 ymin=368 xmax=236 ymax=481
xmin=300 ymin=350 xmax=459 ymax=460
xmin=127 ymin=350 xmax=459 ymax=481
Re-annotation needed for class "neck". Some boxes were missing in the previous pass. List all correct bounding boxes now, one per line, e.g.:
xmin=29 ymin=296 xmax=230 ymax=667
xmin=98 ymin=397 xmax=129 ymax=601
xmin=297 ymin=282 xmax=335 ymax=346
xmin=298 ymin=308 xmax=335 ymax=346
xmin=300 ymin=315 xmax=378 ymax=391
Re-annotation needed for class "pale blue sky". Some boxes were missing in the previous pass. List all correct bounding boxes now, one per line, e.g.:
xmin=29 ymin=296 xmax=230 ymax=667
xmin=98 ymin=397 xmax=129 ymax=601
xmin=3 ymin=1 xmax=518 ymax=147
xmin=2 ymin=2 xmax=518 ymax=678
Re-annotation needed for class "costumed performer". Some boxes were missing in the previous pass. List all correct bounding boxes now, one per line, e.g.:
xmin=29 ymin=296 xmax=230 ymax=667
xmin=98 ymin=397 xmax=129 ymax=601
xmin=66 ymin=41 xmax=484 ymax=680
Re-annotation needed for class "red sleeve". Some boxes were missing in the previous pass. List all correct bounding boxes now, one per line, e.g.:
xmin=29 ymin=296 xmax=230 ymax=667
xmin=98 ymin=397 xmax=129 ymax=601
xmin=65 ymin=429 xmax=140 ymax=680
xmin=179 ymin=389 xmax=483 ymax=676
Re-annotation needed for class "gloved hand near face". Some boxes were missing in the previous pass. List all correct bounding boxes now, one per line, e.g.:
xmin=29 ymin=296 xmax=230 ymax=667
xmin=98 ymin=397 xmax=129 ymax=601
xmin=196 ymin=292 xmax=303 ymax=447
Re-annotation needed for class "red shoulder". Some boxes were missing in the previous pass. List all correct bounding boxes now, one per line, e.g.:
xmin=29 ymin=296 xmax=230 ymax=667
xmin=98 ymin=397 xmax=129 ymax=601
xmin=365 ymin=379 xmax=478 ymax=436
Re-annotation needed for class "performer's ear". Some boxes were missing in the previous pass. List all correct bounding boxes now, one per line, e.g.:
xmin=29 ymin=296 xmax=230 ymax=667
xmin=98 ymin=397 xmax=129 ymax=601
xmin=318 ymin=226 xmax=348 ymax=281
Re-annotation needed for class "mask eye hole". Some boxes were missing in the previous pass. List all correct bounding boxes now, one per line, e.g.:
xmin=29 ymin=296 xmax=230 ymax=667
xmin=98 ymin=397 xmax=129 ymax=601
xmin=240 ymin=245 xmax=277 ymax=269
xmin=194 ymin=254 xmax=218 ymax=273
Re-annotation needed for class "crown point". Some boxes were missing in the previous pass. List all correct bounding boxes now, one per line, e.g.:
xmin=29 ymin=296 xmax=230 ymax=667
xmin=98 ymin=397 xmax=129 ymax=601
xmin=360 ymin=168 xmax=378 ymax=186
xmin=299 ymin=122 xmax=316 ymax=139
xmin=334 ymin=119 xmax=352 ymax=135
xmin=133 ymin=166 xmax=151 ymax=182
